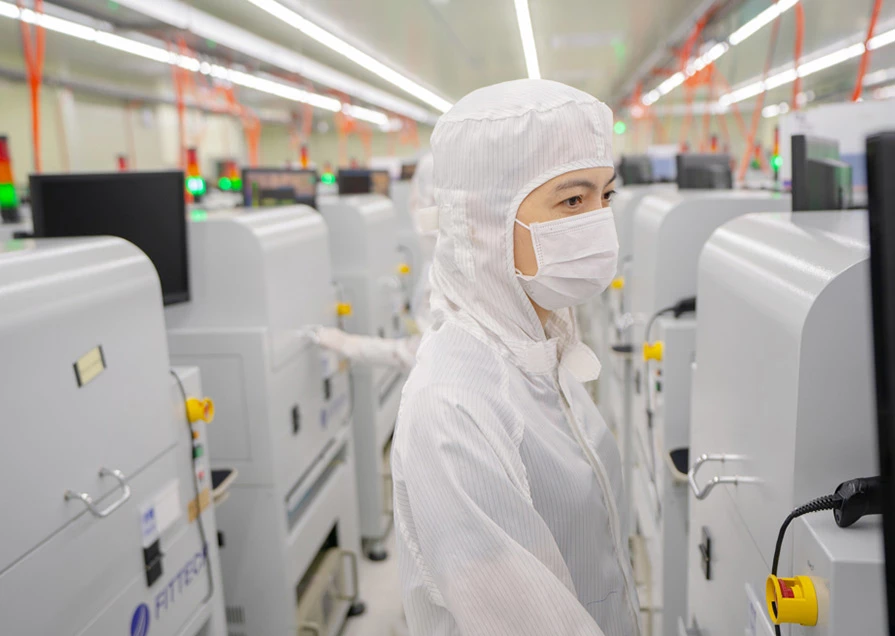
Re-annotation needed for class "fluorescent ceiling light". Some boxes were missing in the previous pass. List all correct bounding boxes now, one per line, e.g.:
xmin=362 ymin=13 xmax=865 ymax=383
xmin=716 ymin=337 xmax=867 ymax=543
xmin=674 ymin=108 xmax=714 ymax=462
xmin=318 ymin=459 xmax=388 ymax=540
xmin=0 ymin=0 xmax=386 ymax=119
xmin=764 ymin=68 xmax=798 ymax=90
xmin=869 ymin=27 xmax=895 ymax=50
xmin=798 ymin=42 xmax=865 ymax=77
xmin=762 ymin=102 xmax=790 ymax=118
xmin=658 ymin=72 xmax=686 ymax=95
xmin=719 ymin=33 xmax=895 ymax=106
xmin=644 ymin=0 xmax=800 ymax=106
xmin=243 ymin=0 xmax=452 ymax=112
xmin=0 ymin=1 xmax=17 ymax=18
xmin=514 ymin=0 xmax=541 ymax=79
xmin=113 ymin=0 xmax=438 ymax=125
xmin=729 ymin=0 xmax=800 ymax=46
xmin=342 ymin=104 xmax=389 ymax=127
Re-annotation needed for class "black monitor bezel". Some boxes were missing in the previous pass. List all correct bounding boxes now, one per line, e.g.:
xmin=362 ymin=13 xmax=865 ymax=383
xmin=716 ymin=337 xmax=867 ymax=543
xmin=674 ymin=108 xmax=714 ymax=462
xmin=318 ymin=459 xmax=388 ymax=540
xmin=29 ymin=169 xmax=190 ymax=306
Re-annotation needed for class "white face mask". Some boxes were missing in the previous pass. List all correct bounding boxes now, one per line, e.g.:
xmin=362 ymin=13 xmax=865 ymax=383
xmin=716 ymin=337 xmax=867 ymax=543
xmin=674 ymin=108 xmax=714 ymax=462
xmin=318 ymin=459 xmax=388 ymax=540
xmin=515 ymin=207 xmax=619 ymax=311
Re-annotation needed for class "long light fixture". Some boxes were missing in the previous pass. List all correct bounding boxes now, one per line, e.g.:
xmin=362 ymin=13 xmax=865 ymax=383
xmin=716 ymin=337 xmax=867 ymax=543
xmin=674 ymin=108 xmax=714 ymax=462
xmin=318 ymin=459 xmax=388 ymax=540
xmin=514 ymin=0 xmax=541 ymax=79
xmin=112 ymin=0 xmax=439 ymax=124
xmin=729 ymin=0 xmax=799 ymax=46
xmin=642 ymin=0 xmax=801 ymax=106
xmin=719 ymin=31 xmax=895 ymax=107
xmin=0 ymin=1 xmax=406 ymax=124
xmin=243 ymin=0 xmax=452 ymax=112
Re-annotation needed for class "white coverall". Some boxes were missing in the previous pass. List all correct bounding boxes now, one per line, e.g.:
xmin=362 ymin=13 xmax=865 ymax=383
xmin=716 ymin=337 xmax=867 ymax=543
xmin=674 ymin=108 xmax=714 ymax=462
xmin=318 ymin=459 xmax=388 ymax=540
xmin=391 ymin=79 xmax=641 ymax=636
xmin=315 ymin=154 xmax=436 ymax=369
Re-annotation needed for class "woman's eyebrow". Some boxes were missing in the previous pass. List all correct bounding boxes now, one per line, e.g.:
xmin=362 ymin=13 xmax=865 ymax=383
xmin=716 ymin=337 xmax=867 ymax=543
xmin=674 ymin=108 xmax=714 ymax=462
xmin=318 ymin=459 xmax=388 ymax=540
xmin=553 ymin=179 xmax=599 ymax=194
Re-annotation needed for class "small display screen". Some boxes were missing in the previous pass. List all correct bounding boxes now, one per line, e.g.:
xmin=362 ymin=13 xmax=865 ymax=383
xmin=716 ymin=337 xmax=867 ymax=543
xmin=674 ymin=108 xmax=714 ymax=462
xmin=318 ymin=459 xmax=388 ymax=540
xmin=242 ymin=168 xmax=318 ymax=208
xmin=338 ymin=169 xmax=391 ymax=197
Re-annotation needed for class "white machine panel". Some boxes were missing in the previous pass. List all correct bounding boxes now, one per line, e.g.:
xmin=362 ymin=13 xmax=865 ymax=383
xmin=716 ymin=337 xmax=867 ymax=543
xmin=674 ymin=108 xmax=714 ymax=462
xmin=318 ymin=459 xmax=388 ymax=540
xmin=318 ymin=195 xmax=408 ymax=552
xmin=0 ymin=238 xmax=225 ymax=635
xmin=792 ymin=516 xmax=886 ymax=635
xmin=686 ymin=210 xmax=877 ymax=635
xmin=165 ymin=206 xmax=362 ymax=635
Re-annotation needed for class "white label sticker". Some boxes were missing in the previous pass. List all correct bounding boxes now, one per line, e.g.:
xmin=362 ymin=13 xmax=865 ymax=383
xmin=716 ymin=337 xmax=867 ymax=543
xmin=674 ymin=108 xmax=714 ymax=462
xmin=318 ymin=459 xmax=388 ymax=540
xmin=153 ymin=479 xmax=182 ymax=537
xmin=139 ymin=479 xmax=181 ymax=548
xmin=139 ymin=504 xmax=159 ymax=549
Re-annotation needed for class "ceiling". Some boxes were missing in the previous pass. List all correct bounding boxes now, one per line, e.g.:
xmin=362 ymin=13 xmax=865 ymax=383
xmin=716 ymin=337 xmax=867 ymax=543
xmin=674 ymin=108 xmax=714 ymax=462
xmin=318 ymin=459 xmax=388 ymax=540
xmin=1 ymin=0 xmax=893 ymax=120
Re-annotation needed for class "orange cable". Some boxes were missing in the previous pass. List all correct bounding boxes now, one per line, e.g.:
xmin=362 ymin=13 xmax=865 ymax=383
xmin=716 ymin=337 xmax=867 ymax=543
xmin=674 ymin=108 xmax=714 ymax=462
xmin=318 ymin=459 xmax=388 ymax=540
xmin=852 ymin=0 xmax=884 ymax=101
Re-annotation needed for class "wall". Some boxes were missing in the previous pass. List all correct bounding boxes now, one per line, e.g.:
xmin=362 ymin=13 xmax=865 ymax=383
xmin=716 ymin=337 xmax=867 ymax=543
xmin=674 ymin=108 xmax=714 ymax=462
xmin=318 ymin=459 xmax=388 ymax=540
xmin=0 ymin=73 xmax=432 ymax=188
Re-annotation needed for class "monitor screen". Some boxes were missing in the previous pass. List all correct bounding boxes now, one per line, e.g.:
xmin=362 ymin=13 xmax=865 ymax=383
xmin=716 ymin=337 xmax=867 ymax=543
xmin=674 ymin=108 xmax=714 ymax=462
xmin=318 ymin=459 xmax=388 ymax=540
xmin=676 ymin=154 xmax=733 ymax=190
xmin=791 ymin=135 xmax=852 ymax=212
xmin=242 ymin=168 xmax=317 ymax=208
xmin=30 ymin=170 xmax=189 ymax=306
xmin=338 ymin=169 xmax=391 ymax=197
xmin=866 ymin=131 xmax=895 ymax=635
xmin=618 ymin=155 xmax=653 ymax=185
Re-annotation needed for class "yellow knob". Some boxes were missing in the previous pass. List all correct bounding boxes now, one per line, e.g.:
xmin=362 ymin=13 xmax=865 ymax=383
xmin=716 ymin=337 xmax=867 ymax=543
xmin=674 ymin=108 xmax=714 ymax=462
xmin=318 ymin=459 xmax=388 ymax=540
xmin=643 ymin=341 xmax=664 ymax=362
xmin=766 ymin=575 xmax=818 ymax=626
xmin=611 ymin=277 xmax=625 ymax=290
xmin=398 ymin=263 xmax=411 ymax=275
xmin=336 ymin=302 xmax=353 ymax=316
xmin=186 ymin=397 xmax=215 ymax=423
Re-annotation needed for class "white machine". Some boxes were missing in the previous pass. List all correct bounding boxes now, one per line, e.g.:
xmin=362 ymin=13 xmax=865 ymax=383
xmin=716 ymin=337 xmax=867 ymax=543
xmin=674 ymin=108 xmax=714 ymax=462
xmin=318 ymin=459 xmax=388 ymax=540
xmin=0 ymin=237 xmax=227 ymax=635
xmin=683 ymin=209 xmax=884 ymax=635
xmin=622 ymin=189 xmax=791 ymax=636
xmin=580 ymin=183 xmax=676 ymax=425
xmin=318 ymin=194 xmax=409 ymax=560
xmin=390 ymin=178 xmax=423 ymax=295
xmin=166 ymin=206 xmax=364 ymax=636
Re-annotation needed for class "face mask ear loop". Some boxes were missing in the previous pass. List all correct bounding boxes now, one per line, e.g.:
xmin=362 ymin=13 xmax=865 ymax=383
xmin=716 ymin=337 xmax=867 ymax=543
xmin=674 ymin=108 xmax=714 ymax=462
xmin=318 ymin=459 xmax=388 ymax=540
xmin=515 ymin=218 xmax=532 ymax=232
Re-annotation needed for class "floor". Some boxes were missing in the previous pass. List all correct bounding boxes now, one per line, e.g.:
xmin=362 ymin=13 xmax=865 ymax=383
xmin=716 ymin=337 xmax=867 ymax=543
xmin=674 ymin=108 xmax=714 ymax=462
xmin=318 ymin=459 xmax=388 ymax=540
xmin=341 ymin=530 xmax=406 ymax=636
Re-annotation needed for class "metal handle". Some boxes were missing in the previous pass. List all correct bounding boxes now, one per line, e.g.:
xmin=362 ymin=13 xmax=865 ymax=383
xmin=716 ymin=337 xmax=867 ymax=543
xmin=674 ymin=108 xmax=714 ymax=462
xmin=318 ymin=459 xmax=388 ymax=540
xmin=64 ymin=467 xmax=131 ymax=518
xmin=688 ymin=454 xmax=754 ymax=500
xmin=339 ymin=549 xmax=361 ymax=602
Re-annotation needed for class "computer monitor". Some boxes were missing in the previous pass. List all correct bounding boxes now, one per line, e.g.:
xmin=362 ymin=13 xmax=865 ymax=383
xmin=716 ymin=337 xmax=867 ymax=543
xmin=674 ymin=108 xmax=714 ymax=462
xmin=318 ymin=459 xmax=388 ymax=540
xmin=338 ymin=169 xmax=391 ymax=197
xmin=400 ymin=163 xmax=417 ymax=181
xmin=676 ymin=154 xmax=733 ymax=190
xmin=866 ymin=131 xmax=895 ymax=636
xmin=792 ymin=135 xmax=853 ymax=212
xmin=242 ymin=168 xmax=318 ymax=209
xmin=30 ymin=170 xmax=189 ymax=306
xmin=618 ymin=155 xmax=653 ymax=185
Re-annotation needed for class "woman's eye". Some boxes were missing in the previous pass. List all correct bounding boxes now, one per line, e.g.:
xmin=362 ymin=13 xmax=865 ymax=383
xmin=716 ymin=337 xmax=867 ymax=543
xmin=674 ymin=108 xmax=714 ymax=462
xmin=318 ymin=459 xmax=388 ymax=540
xmin=563 ymin=195 xmax=584 ymax=208
xmin=603 ymin=190 xmax=616 ymax=202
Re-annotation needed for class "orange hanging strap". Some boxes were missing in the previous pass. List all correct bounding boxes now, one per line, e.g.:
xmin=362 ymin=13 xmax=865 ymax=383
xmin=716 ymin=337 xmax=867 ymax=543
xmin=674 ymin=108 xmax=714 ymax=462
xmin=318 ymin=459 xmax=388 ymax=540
xmin=19 ymin=0 xmax=46 ymax=173
xmin=738 ymin=2 xmax=782 ymax=182
xmin=852 ymin=0 xmax=884 ymax=101
xmin=792 ymin=1 xmax=805 ymax=108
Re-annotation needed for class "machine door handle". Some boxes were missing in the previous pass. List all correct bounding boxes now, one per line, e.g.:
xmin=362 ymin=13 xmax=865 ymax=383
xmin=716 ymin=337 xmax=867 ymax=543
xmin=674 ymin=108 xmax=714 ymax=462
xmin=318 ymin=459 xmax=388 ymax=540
xmin=64 ymin=467 xmax=131 ymax=518
xmin=688 ymin=454 xmax=755 ymax=500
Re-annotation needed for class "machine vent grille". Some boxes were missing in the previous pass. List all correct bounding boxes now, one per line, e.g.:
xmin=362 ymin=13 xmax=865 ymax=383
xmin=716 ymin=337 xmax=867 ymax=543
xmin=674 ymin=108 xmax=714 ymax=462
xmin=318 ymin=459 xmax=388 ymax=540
xmin=226 ymin=606 xmax=245 ymax=625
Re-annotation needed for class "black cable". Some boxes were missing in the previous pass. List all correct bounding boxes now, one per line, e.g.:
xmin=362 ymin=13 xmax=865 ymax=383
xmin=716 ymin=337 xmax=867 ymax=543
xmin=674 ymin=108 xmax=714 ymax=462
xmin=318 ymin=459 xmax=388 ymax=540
xmin=770 ymin=493 xmax=842 ymax=636
xmin=170 ymin=369 xmax=215 ymax=606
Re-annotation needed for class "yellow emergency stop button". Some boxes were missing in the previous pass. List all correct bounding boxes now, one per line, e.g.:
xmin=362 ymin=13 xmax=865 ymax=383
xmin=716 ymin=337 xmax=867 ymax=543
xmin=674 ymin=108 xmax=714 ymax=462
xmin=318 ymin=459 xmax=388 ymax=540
xmin=643 ymin=341 xmax=664 ymax=362
xmin=398 ymin=263 xmax=411 ymax=275
xmin=186 ymin=397 xmax=215 ymax=424
xmin=766 ymin=575 xmax=818 ymax=626
xmin=336 ymin=302 xmax=353 ymax=316
xmin=611 ymin=277 xmax=625 ymax=290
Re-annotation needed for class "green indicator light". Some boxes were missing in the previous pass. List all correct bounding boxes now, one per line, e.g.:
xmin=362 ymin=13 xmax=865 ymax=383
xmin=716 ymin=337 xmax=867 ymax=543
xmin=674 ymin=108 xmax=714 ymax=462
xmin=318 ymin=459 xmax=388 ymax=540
xmin=191 ymin=209 xmax=208 ymax=222
xmin=231 ymin=178 xmax=242 ymax=190
xmin=0 ymin=183 xmax=18 ymax=208
xmin=772 ymin=155 xmax=783 ymax=170
xmin=321 ymin=172 xmax=336 ymax=184
xmin=218 ymin=177 xmax=232 ymax=191
xmin=614 ymin=121 xmax=627 ymax=135
xmin=206 ymin=39 xmax=217 ymax=49
xmin=186 ymin=177 xmax=207 ymax=196
xmin=4 ymin=239 xmax=25 ymax=251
